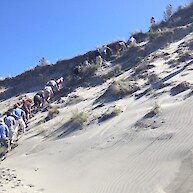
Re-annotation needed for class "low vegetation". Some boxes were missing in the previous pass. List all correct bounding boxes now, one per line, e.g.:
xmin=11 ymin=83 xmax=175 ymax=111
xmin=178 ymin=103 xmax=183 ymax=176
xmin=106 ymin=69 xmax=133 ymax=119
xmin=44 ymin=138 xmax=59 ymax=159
xmin=170 ymin=81 xmax=192 ymax=95
xmin=71 ymin=108 xmax=88 ymax=128
xmin=152 ymin=101 xmax=160 ymax=112
xmin=109 ymin=81 xmax=130 ymax=96
xmin=163 ymin=4 xmax=173 ymax=22
xmin=93 ymin=78 xmax=139 ymax=103
xmin=105 ymin=64 xmax=123 ymax=79
xmin=98 ymin=106 xmax=122 ymax=122
xmin=144 ymin=101 xmax=160 ymax=119
xmin=147 ymin=73 xmax=160 ymax=84
xmin=84 ymin=63 xmax=99 ymax=76
xmin=45 ymin=105 xmax=60 ymax=121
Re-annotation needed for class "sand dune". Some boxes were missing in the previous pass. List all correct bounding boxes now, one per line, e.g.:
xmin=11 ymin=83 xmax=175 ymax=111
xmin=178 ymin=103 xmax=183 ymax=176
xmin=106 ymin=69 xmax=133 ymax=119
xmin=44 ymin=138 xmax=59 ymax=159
xmin=1 ymin=7 xmax=193 ymax=193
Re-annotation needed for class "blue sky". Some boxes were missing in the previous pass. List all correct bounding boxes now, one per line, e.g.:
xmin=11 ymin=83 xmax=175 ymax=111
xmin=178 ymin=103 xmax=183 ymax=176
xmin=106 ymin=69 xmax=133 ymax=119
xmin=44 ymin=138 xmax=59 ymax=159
xmin=0 ymin=0 xmax=188 ymax=78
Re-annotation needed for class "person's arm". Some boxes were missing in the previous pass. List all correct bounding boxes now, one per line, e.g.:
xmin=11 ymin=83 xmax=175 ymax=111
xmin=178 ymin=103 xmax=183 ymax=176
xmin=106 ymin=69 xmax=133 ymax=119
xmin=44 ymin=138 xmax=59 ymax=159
xmin=26 ymin=102 xmax=31 ymax=114
xmin=29 ymin=103 xmax=32 ymax=114
xmin=13 ymin=118 xmax=16 ymax=126
xmin=51 ymin=88 xmax=54 ymax=96
xmin=12 ymin=110 xmax=19 ymax=119
xmin=55 ymin=81 xmax=59 ymax=91
xmin=21 ymin=109 xmax=27 ymax=122
xmin=5 ymin=125 xmax=9 ymax=138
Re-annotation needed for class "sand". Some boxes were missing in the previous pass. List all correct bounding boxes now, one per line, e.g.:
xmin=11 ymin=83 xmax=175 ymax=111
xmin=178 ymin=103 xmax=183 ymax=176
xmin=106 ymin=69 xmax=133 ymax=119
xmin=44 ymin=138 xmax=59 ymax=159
xmin=1 ymin=31 xmax=193 ymax=193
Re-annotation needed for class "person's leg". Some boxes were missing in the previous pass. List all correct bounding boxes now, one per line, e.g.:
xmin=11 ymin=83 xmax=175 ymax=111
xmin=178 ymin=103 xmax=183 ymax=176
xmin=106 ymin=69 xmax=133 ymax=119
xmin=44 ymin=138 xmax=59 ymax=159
xmin=51 ymin=85 xmax=55 ymax=93
xmin=0 ymin=138 xmax=6 ymax=158
xmin=18 ymin=118 xmax=26 ymax=133
xmin=5 ymin=138 xmax=11 ymax=152
xmin=33 ymin=96 xmax=39 ymax=113
xmin=25 ymin=111 xmax=29 ymax=127
xmin=0 ymin=138 xmax=11 ymax=153
xmin=36 ymin=96 xmax=43 ymax=110
xmin=25 ymin=110 xmax=30 ymax=121
xmin=9 ymin=126 xmax=14 ymax=143
xmin=0 ymin=138 xmax=3 ymax=148
xmin=13 ymin=123 xmax=19 ymax=142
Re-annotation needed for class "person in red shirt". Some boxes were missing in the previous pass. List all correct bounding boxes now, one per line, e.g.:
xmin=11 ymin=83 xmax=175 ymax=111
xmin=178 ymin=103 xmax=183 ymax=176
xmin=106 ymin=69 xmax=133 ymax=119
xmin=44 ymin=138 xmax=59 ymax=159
xmin=21 ymin=98 xmax=32 ymax=121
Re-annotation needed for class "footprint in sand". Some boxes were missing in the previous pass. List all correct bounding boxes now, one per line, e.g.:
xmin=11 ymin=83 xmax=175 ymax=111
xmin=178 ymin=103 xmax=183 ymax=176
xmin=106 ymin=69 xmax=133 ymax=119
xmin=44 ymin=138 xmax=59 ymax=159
xmin=35 ymin=188 xmax=45 ymax=193
xmin=0 ymin=167 xmax=44 ymax=193
xmin=157 ymin=133 xmax=173 ymax=140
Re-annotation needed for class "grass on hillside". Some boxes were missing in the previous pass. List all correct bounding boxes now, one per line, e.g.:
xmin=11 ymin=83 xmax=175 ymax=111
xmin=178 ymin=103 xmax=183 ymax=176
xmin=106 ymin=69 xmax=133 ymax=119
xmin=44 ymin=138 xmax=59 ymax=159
xmin=71 ymin=108 xmax=88 ymax=127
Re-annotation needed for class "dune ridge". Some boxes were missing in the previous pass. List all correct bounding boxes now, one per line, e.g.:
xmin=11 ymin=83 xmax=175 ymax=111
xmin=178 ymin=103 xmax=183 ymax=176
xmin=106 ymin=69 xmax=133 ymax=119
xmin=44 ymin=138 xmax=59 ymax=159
xmin=1 ymin=3 xmax=193 ymax=193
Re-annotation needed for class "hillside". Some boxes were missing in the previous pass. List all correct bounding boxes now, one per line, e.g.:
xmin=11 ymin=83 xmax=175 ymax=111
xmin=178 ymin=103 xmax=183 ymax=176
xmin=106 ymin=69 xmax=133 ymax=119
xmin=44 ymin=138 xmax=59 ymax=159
xmin=1 ymin=3 xmax=193 ymax=193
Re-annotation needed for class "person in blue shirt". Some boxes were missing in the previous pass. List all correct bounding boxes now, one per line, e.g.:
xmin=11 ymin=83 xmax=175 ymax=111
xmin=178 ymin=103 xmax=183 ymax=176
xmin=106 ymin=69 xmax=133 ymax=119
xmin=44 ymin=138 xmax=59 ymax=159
xmin=0 ymin=119 xmax=10 ymax=155
xmin=12 ymin=104 xmax=27 ymax=133
xmin=12 ymin=104 xmax=26 ymax=119
xmin=4 ymin=111 xmax=17 ymax=144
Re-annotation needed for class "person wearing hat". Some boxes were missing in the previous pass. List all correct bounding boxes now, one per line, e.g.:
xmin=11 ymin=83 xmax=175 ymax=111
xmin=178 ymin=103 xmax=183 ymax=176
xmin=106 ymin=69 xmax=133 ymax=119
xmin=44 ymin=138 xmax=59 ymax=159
xmin=0 ymin=119 xmax=10 ymax=154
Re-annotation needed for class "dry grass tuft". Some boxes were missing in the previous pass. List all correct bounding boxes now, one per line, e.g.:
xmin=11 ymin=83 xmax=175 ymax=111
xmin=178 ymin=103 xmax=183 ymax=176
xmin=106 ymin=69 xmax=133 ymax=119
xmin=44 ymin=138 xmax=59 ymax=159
xmin=71 ymin=108 xmax=88 ymax=127
xmin=109 ymin=80 xmax=136 ymax=96
xmin=84 ymin=63 xmax=99 ymax=76
xmin=170 ymin=81 xmax=192 ymax=95
xmin=98 ymin=106 xmax=122 ymax=122
xmin=45 ymin=105 xmax=60 ymax=121
xmin=152 ymin=101 xmax=160 ymax=113
xmin=105 ymin=65 xmax=123 ymax=79
xmin=147 ymin=73 xmax=160 ymax=84
xmin=144 ymin=101 xmax=160 ymax=118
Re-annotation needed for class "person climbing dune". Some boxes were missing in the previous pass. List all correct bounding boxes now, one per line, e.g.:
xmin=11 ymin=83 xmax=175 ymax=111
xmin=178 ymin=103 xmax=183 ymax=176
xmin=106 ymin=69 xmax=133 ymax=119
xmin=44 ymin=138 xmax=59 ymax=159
xmin=33 ymin=91 xmax=45 ymax=113
xmin=56 ymin=77 xmax=64 ymax=91
xmin=12 ymin=104 xmax=27 ymax=133
xmin=0 ymin=119 xmax=10 ymax=159
xmin=44 ymin=86 xmax=54 ymax=103
xmin=46 ymin=79 xmax=59 ymax=93
xmin=21 ymin=98 xmax=33 ymax=121
xmin=4 ymin=111 xmax=17 ymax=144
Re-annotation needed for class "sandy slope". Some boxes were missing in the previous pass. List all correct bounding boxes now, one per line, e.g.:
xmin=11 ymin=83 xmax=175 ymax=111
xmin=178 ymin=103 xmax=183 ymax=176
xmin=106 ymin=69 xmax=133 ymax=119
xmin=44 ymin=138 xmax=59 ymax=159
xmin=1 ymin=32 xmax=193 ymax=193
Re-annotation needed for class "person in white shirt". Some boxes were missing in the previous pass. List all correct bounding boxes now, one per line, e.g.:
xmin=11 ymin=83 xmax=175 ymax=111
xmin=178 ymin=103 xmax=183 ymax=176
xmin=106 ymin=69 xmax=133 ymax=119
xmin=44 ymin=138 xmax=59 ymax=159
xmin=129 ymin=36 xmax=136 ymax=46
xmin=4 ymin=111 xmax=17 ymax=143
xmin=46 ymin=79 xmax=59 ymax=93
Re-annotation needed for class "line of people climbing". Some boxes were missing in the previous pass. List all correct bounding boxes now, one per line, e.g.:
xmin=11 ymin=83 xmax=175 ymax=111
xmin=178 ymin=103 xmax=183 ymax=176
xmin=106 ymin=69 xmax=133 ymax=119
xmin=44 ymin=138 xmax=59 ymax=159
xmin=33 ymin=77 xmax=64 ymax=112
xmin=73 ymin=15 xmax=167 ymax=78
xmin=72 ymin=37 xmax=137 ymax=78
xmin=0 ymin=16 xmax=159 ymax=160
xmin=0 ymin=77 xmax=64 ymax=160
